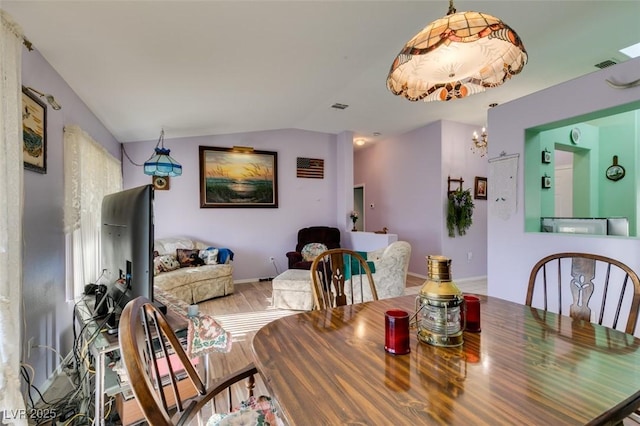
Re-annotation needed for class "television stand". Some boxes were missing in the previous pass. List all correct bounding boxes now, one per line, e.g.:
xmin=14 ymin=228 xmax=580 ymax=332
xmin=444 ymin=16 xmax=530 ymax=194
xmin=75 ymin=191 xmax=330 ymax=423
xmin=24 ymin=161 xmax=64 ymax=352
xmin=74 ymin=298 xmax=188 ymax=425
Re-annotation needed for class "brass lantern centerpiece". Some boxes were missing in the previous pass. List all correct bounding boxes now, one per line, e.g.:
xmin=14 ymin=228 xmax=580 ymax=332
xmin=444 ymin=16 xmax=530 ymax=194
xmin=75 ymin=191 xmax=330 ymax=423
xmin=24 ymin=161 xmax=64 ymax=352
xmin=416 ymin=255 xmax=464 ymax=347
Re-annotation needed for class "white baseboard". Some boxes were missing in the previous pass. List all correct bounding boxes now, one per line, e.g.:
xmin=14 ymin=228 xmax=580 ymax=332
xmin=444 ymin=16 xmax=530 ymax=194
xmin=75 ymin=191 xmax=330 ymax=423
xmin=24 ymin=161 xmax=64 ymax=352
xmin=407 ymin=271 xmax=427 ymax=279
xmin=234 ymin=278 xmax=270 ymax=284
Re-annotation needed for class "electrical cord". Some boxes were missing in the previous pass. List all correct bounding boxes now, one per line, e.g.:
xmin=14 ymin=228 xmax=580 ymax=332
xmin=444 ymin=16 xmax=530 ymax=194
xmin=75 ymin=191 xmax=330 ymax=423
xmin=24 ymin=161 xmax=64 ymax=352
xmin=20 ymin=363 xmax=85 ymax=426
xmin=33 ymin=344 xmax=65 ymax=365
xmin=20 ymin=352 xmax=91 ymax=424
xmin=63 ymin=412 xmax=92 ymax=426
xmin=21 ymin=365 xmax=51 ymax=407
xmin=69 ymin=286 xmax=130 ymax=424
xmin=121 ymin=143 xmax=144 ymax=167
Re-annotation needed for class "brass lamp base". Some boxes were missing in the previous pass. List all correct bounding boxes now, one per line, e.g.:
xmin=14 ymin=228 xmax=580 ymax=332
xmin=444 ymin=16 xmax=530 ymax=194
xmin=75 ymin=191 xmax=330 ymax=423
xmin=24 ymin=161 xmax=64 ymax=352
xmin=417 ymin=329 xmax=463 ymax=347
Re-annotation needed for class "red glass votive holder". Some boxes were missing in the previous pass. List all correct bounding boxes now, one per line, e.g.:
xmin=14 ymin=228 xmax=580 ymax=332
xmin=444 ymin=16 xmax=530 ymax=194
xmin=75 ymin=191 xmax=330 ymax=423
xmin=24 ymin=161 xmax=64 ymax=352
xmin=463 ymin=295 xmax=481 ymax=332
xmin=385 ymin=309 xmax=410 ymax=355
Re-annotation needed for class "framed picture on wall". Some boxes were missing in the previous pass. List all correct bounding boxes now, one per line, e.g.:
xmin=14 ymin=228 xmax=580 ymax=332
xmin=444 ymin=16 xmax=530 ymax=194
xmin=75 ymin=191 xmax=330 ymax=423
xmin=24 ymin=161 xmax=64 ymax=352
xmin=199 ymin=146 xmax=278 ymax=208
xmin=541 ymin=175 xmax=552 ymax=189
xmin=474 ymin=177 xmax=487 ymax=200
xmin=22 ymin=86 xmax=47 ymax=174
xmin=541 ymin=149 xmax=551 ymax=164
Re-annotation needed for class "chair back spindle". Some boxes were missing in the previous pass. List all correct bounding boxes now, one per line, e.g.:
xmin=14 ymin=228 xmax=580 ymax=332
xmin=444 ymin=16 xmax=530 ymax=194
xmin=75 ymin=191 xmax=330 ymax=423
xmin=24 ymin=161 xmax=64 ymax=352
xmin=311 ymin=249 xmax=378 ymax=310
xmin=119 ymin=297 xmax=260 ymax=426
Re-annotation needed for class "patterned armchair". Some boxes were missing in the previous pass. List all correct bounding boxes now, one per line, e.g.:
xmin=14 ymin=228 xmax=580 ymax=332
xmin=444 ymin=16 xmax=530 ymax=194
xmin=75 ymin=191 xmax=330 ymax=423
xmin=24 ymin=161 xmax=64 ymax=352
xmin=286 ymin=226 xmax=341 ymax=269
xmin=347 ymin=241 xmax=412 ymax=301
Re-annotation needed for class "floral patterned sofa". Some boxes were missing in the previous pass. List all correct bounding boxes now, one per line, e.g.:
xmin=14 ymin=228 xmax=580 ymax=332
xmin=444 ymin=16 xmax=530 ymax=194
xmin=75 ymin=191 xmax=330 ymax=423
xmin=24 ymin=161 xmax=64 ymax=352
xmin=153 ymin=237 xmax=234 ymax=304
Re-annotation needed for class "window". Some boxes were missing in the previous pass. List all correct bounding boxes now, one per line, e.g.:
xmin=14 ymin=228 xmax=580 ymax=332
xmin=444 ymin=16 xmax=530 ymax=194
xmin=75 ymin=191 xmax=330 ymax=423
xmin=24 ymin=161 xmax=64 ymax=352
xmin=63 ymin=125 xmax=122 ymax=299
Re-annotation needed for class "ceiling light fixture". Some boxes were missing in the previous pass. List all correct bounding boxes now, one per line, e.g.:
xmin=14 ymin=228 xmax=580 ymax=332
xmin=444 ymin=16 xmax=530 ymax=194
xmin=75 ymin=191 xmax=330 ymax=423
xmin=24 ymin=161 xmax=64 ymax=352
xmin=143 ymin=129 xmax=182 ymax=177
xmin=355 ymin=138 xmax=366 ymax=146
xmin=620 ymin=42 xmax=640 ymax=59
xmin=25 ymin=86 xmax=62 ymax=110
xmin=386 ymin=0 xmax=527 ymax=102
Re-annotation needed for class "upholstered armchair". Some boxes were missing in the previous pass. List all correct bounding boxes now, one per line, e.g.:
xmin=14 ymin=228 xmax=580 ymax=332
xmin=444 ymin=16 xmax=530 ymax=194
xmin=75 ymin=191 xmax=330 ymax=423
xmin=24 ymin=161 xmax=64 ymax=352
xmin=347 ymin=241 xmax=412 ymax=301
xmin=286 ymin=226 xmax=341 ymax=269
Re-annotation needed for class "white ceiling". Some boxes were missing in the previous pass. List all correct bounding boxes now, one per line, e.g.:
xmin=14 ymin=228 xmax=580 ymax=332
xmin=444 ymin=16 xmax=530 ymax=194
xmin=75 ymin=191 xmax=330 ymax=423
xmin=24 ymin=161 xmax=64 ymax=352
xmin=3 ymin=1 xmax=639 ymax=144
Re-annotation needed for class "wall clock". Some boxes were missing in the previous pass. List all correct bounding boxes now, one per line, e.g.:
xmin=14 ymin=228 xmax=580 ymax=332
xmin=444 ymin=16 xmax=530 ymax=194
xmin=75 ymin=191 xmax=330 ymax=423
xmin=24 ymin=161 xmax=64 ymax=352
xmin=570 ymin=127 xmax=581 ymax=144
xmin=152 ymin=175 xmax=170 ymax=190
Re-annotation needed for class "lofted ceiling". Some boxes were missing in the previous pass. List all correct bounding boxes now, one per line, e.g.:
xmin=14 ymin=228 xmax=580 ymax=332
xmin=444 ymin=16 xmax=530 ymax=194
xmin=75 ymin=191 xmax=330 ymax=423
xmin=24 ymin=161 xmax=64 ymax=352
xmin=3 ymin=1 xmax=639 ymax=144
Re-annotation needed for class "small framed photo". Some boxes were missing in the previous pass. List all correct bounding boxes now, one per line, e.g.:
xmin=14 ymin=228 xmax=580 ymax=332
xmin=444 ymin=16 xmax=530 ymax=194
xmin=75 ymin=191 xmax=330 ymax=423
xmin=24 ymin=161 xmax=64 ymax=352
xmin=474 ymin=177 xmax=487 ymax=200
xmin=22 ymin=86 xmax=47 ymax=174
xmin=541 ymin=175 xmax=552 ymax=189
xmin=541 ymin=149 xmax=551 ymax=164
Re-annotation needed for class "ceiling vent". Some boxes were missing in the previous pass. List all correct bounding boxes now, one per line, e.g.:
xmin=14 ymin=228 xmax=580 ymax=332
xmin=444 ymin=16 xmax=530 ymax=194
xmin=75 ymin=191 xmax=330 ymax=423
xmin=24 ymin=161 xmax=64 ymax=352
xmin=331 ymin=103 xmax=349 ymax=110
xmin=594 ymin=59 xmax=617 ymax=69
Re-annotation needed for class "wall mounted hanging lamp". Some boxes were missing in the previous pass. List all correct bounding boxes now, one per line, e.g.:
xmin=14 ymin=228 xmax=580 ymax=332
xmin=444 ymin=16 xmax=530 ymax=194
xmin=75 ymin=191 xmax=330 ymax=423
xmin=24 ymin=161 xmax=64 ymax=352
xmin=143 ymin=129 xmax=182 ymax=177
xmin=24 ymin=86 xmax=62 ymax=110
xmin=471 ymin=127 xmax=488 ymax=157
xmin=386 ymin=0 xmax=527 ymax=102
xmin=471 ymin=103 xmax=497 ymax=157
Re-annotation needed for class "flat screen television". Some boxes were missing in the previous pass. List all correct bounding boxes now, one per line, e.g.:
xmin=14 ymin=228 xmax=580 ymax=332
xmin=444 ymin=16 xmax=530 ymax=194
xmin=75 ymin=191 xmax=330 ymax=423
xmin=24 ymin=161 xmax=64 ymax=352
xmin=100 ymin=184 xmax=155 ymax=324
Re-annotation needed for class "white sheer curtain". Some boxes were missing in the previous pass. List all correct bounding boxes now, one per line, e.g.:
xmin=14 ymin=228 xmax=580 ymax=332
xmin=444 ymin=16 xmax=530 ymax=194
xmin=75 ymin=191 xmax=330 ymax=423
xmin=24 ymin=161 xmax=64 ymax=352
xmin=0 ymin=10 xmax=27 ymax=426
xmin=63 ymin=125 xmax=122 ymax=299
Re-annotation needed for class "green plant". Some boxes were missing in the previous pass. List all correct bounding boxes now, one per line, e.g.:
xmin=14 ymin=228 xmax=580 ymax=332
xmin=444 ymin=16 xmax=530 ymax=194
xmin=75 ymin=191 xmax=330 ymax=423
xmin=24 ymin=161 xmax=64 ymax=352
xmin=447 ymin=188 xmax=474 ymax=237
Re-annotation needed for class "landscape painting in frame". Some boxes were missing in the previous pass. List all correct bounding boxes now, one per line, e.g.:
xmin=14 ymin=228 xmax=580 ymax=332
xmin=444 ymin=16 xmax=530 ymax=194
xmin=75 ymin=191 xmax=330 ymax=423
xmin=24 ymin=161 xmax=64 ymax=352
xmin=22 ymin=87 xmax=47 ymax=173
xmin=199 ymin=146 xmax=278 ymax=208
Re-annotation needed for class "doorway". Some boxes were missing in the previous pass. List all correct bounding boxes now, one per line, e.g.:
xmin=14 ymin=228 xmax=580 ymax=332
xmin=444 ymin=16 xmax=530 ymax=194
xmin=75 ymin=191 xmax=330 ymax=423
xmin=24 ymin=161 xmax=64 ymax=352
xmin=554 ymin=149 xmax=573 ymax=217
xmin=353 ymin=185 xmax=364 ymax=232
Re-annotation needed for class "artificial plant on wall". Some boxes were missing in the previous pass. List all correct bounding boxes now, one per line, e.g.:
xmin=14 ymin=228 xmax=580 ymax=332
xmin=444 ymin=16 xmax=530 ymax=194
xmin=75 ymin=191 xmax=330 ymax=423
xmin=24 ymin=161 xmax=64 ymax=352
xmin=447 ymin=188 xmax=475 ymax=237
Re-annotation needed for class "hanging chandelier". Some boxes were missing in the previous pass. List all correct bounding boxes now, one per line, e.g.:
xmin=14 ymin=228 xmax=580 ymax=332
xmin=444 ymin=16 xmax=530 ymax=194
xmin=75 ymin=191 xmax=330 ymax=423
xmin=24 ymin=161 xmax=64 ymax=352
xmin=386 ymin=0 xmax=527 ymax=102
xmin=143 ymin=129 xmax=182 ymax=177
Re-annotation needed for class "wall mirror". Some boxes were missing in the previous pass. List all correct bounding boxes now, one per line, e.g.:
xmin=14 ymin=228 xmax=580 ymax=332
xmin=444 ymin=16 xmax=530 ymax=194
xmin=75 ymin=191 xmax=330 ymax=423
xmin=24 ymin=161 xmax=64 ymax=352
xmin=524 ymin=100 xmax=640 ymax=238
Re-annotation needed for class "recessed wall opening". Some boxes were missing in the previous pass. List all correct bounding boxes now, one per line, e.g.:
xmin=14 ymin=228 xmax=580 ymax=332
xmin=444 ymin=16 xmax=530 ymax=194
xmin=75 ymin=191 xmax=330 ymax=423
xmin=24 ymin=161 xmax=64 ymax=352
xmin=524 ymin=101 xmax=640 ymax=237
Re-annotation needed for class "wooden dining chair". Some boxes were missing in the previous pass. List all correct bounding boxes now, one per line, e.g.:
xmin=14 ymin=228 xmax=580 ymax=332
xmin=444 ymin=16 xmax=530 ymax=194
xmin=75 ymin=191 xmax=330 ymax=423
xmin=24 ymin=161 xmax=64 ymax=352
xmin=310 ymin=248 xmax=378 ymax=310
xmin=118 ymin=296 xmax=280 ymax=426
xmin=526 ymin=252 xmax=640 ymax=334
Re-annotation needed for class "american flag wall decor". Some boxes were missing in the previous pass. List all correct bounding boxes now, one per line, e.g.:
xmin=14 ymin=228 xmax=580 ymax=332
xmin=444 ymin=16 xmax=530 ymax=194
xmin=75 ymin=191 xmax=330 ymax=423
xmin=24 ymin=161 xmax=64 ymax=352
xmin=296 ymin=157 xmax=324 ymax=179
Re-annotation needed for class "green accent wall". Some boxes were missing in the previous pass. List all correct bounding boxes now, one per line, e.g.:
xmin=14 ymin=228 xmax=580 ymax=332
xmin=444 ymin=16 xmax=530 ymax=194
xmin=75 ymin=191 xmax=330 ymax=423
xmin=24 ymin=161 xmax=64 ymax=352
xmin=524 ymin=110 xmax=638 ymax=236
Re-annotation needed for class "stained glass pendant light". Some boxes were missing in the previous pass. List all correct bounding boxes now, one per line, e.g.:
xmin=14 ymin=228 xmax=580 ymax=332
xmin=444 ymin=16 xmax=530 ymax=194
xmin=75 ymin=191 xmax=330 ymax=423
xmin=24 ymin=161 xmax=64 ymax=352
xmin=144 ymin=129 xmax=182 ymax=177
xmin=387 ymin=0 xmax=527 ymax=102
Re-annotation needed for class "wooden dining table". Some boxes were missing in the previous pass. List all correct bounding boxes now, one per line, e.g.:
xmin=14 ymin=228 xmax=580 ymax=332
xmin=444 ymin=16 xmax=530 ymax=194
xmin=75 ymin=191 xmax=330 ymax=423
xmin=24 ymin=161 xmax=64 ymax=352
xmin=251 ymin=294 xmax=640 ymax=425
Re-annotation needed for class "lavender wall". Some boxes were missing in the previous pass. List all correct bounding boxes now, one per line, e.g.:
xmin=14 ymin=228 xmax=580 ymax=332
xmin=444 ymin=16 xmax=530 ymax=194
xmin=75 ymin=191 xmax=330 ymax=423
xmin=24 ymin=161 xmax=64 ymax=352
xmin=121 ymin=129 xmax=348 ymax=281
xmin=488 ymin=57 xmax=640 ymax=315
xmin=354 ymin=120 xmax=488 ymax=279
xmin=21 ymin=47 xmax=120 ymax=387
xmin=441 ymin=120 xmax=489 ymax=279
